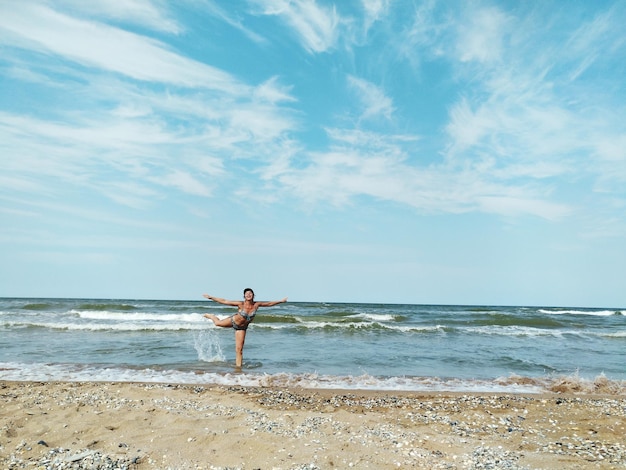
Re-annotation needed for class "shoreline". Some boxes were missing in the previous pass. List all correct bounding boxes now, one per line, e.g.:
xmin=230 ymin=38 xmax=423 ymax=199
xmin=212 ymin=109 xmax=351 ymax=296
xmin=3 ymin=361 xmax=625 ymax=396
xmin=2 ymin=381 xmax=625 ymax=469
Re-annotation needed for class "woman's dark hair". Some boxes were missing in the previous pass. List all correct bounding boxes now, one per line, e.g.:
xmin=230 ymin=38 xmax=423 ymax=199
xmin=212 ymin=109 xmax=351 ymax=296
xmin=243 ymin=288 xmax=254 ymax=298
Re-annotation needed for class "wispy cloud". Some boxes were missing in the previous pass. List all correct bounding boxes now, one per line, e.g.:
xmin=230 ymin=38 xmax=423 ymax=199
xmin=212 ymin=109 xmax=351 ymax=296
xmin=0 ymin=1 xmax=303 ymax=210
xmin=249 ymin=0 xmax=340 ymax=53
xmin=361 ymin=0 xmax=390 ymax=25
xmin=396 ymin=0 xmax=449 ymax=67
xmin=358 ymin=0 xmax=390 ymax=39
xmin=1 ymin=0 xmax=624 ymax=225
xmin=277 ymin=127 xmax=570 ymax=219
xmin=199 ymin=0 xmax=266 ymax=44
xmin=434 ymin=2 xmax=626 ymax=218
xmin=455 ymin=6 xmax=509 ymax=64
xmin=0 ymin=2 xmax=243 ymax=93
xmin=50 ymin=0 xmax=182 ymax=34
xmin=347 ymin=75 xmax=394 ymax=121
xmin=150 ymin=169 xmax=212 ymax=197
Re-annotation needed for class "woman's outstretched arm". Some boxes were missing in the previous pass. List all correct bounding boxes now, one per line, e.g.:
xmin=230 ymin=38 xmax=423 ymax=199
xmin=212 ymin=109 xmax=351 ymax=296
xmin=256 ymin=297 xmax=288 ymax=307
xmin=203 ymin=294 xmax=241 ymax=306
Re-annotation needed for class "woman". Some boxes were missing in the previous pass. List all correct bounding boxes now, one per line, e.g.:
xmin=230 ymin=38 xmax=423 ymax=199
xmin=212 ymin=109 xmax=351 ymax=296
xmin=202 ymin=288 xmax=287 ymax=367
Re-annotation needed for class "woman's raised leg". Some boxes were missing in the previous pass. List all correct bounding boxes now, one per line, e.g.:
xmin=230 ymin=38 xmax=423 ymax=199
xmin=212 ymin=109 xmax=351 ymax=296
xmin=203 ymin=314 xmax=232 ymax=328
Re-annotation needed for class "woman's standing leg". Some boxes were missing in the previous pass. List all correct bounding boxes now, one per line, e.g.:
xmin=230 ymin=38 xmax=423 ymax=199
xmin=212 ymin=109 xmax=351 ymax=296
xmin=234 ymin=329 xmax=246 ymax=368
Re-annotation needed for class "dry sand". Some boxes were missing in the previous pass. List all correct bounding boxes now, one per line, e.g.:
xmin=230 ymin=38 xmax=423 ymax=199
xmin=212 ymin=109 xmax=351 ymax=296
xmin=1 ymin=381 xmax=625 ymax=469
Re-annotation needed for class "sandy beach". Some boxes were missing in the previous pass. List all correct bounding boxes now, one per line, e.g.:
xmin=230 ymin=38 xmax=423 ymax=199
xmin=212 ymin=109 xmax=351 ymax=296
xmin=1 ymin=381 xmax=624 ymax=469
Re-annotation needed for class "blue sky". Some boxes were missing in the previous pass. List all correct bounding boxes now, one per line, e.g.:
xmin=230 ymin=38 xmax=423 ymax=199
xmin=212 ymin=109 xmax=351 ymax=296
xmin=1 ymin=1 xmax=625 ymax=306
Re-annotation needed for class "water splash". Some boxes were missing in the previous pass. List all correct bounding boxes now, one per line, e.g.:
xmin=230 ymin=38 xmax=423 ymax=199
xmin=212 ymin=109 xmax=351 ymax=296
xmin=193 ymin=330 xmax=225 ymax=362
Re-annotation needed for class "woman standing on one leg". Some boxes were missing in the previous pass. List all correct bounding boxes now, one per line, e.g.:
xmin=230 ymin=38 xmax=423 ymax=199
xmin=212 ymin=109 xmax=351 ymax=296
xmin=202 ymin=288 xmax=287 ymax=368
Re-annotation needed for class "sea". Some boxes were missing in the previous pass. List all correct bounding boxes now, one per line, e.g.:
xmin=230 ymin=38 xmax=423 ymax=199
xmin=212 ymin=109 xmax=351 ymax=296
xmin=1 ymin=298 xmax=625 ymax=394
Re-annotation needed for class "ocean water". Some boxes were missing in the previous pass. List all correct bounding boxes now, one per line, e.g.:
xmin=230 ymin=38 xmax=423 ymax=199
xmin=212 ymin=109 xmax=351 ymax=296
xmin=1 ymin=298 xmax=625 ymax=394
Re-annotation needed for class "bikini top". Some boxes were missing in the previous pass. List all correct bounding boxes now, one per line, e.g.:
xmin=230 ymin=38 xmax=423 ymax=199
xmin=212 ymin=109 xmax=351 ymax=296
xmin=238 ymin=308 xmax=257 ymax=322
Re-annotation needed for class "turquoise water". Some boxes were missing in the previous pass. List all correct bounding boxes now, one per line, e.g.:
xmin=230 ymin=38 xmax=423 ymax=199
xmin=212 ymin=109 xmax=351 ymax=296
xmin=1 ymin=298 xmax=624 ymax=392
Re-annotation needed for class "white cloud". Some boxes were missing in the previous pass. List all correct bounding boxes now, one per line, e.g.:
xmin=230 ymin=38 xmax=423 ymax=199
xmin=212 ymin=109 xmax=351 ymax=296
xmin=0 ymin=175 xmax=42 ymax=194
xmin=565 ymin=7 xmax=620 ymax=64
xmin=594 ymin=135 xmax=626 ymax=163
xmin=440 ymin=2 xmax=626 ymax=210
xmin=455 ymin=6 xmax=509 ymax=63
xmin=1 ymin=0 xmax=623 ymax=226
xmin=347 ymin=75 xmax=394 ymax=121
xmin=150 ymin=170 xmax=212 ymax=197
xmin=228 ymin=105 xmax=296 ymax=144
xmin=253 ymin=76 xmax=297 ymax=104
xmin=0 ymin=2 xmax=244 ymax=93
xmin=0 ymin=2 xmax=303 ymax=211
xmin=397 ymin=0 xmax=449 ymax=67
xmin=52 ymin=0 xmax=182 ymax=34
xmin=360 ymin=0 xmax=390 ymax=35
xmin=277 ymin=128 xmax=570 ymax=219
xmin=361 ymin=0 xmax=389 ymax=21
xmin=98 ymin=181 xmax=160 ymax=209
xmin=250 ymin=0 xmax=340 ymax=53
xmin=199 ymin=0 xmax=266 ymax=44
xmin=476 ymin=196 xmax=570 ymax=220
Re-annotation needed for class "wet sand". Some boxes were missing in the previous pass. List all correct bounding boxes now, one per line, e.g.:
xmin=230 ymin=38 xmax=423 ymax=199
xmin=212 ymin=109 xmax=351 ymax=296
xmin=1 ymin=381 xmax=625 ymax=469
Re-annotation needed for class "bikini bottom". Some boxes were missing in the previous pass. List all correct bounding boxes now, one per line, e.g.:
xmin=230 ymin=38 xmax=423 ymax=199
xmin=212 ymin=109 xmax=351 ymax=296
xmin=231 ymin=316 xmax=248 ymax=331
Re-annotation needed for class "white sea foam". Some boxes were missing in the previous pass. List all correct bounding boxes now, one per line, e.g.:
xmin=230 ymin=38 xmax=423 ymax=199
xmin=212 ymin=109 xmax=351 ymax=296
xmin=352 ymin=313 xmax=396 ymax=322
xmin=390 ymin=324 xmax=446 ymax=333
xmin=0 ymin=361 xmax=545 ymax=393
xmin=8 ymin=321 xmax=208 ymax=331
xmin=257 ymin=319 xmax=443 ymax=333
xmin=603 ymin=331 xmax=626 ymax=338
xmin=539 ymin=309 xmax=621 ymax=316
xmin=4 ymin=361 xmax=623 ymax=394
xmin=72 ymin=310 xmax=205 ymax=322
xmin=465 ymin=325 xmax=565 ymax=337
